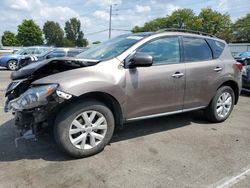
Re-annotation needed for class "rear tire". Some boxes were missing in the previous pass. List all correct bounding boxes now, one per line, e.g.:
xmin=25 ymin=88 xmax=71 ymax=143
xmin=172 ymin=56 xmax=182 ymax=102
xmin=205 ymin=86 xmax=235 ymax=123
xmin=54 ymin=100 xmax=115 ymax=158
xmin=7 ymin=60 xmax=18 ymax=70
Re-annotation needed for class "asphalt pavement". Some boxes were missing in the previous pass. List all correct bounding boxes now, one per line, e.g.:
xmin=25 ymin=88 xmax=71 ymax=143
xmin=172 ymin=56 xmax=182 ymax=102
xmin=0 ymin=68 xmax=249 ymax=188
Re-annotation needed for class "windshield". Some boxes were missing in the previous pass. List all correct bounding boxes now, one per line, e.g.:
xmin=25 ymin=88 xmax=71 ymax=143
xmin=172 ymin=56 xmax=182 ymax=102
xmin=76 ymin=34 xmax=145 ymax=60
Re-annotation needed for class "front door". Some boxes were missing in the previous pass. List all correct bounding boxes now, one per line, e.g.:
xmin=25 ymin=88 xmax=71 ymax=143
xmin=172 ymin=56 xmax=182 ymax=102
xmin=124 ymin=36 xmax=185 ymax=120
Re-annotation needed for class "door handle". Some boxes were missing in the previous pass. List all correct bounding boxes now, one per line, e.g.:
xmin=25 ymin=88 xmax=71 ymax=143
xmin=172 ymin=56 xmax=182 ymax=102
xmin=214 ymin=67 xmax=223 ymax=72
xmin=172 ymin=72 xmax=184 ymax=78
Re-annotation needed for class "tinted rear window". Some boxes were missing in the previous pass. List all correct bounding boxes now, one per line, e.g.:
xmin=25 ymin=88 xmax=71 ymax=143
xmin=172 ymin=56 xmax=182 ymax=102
xmin=183 ymin=37 xmax=213 ymax=62
xmin=206 ymin=39 xmax=225 ymax=59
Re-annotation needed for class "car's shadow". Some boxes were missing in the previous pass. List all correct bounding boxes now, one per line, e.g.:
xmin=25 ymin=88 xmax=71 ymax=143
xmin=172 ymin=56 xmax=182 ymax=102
xmin=0 ymin=110 xmax=211 ymax=162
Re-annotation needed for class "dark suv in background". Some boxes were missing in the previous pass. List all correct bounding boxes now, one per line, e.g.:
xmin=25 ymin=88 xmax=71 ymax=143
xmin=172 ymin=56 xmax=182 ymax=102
xmin=234 ymin=52 xmax=250 ymax=92
xmin=234 ymin=51 xmax=250 ymax=64
xmin=5 ymin=29 xmax=242 ymax=158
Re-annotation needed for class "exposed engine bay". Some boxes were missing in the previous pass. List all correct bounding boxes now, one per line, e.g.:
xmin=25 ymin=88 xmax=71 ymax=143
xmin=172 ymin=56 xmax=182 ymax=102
xmin=5 ymin=58 xmax=99 ymax=143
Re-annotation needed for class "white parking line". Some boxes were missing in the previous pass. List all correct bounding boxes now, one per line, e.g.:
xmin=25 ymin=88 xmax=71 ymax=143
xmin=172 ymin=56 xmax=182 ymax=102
xmin=212 ymin=166 xmax=250 ymax=188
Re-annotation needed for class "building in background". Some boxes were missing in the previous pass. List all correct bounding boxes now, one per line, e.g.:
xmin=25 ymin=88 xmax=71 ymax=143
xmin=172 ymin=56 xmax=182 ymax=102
xmin=228 ymin=43 xmax=250 ymax=56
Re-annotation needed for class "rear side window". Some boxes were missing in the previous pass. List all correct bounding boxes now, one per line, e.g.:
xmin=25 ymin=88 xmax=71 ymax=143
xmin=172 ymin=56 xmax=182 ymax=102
xmin=206 ymin=39 xmax=225 ymax=59
xmin=183 ymin=37 xmax=213 ymax=62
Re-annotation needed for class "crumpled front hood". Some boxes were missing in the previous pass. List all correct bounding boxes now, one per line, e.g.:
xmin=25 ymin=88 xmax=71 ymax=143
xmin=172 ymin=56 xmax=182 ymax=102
xmin=11 ymin=57 xmax=100 ymax=80
xmin=33 ymin=66 xmax=97 ymax=85
xmin=32 ymin=58 xmax=123 ymax=97
xmin=11 ymin=58 xmax=50 ymax=80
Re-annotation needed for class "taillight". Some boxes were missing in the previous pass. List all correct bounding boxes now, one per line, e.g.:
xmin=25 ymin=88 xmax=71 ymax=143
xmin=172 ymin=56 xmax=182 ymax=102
xmin=235 ymin=62 xmax=243 ymax=72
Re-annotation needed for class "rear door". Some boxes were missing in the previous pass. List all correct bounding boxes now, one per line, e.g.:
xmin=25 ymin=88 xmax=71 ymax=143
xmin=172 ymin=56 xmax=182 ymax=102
xmin=182 ymin=37 xmax=225 ymax=109
xmin=125 ymin=36 xmax=185 ymax=119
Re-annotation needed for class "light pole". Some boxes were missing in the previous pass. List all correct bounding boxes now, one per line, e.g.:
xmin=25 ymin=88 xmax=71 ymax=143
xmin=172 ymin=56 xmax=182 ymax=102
xmin=109 ymin=5 xmax=112 ymax=39
xmin=108 ymin=3 xmax=118 ymax=39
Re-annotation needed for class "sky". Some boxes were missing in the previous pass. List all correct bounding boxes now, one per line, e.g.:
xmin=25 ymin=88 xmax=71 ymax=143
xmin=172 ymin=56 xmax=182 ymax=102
xmin=0 ymin=0 xmax=249 ymax=43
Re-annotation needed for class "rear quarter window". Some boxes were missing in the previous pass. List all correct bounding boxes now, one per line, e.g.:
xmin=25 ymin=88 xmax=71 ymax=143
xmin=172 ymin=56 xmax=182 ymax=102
xmin=183 ymin=37 xmax=213 ymax=62
xmin=206 ymin=39 xmax=225 ymax=59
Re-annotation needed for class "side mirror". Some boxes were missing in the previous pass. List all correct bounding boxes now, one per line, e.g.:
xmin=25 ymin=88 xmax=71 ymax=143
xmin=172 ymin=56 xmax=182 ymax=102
xmin=125 ymin=52 xmax=153 ymax=68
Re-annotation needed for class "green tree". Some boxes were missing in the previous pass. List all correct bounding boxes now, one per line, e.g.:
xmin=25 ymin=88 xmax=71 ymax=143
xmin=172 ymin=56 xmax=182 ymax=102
xmin=64 ymin=18 xmax=88 ymax=47
xmin=233 ymin=13 xmax=250 ymax=42
xmin=92 ymin=41 xmax=101 ymax=44
xmin=166 ymin=9 xmax=197 ymax=29
xmin=132 ymin=18 xmax=168 ymax=32
xmin=62 ymin=38 xmax=75 ymax=47
xmin=131 ymin=8 xmax=235 ymax=42
xmin=17 ymin=19 xmax=43 ymax=46
xmin=132 ymin=9 xmax=197 ymax=32
xmin=131 ymin=26 xmax=144 ymax=33
xmin=43 ymin=21 xmax=64 ymax=46
xmin=1 ymin=31 xmax=20 ymax=46
xmin=197 ymin=8 xmax=232 ymax=42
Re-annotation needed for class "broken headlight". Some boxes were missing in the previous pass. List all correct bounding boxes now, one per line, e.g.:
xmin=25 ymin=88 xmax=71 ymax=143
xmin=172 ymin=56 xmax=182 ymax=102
xmin=9 ymin=84 xmax=58 ymax=111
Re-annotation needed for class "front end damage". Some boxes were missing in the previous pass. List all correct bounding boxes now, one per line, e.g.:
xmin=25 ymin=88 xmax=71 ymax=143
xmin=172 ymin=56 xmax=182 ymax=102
xmin=5 ymin=82 xmax=73 ymax=143
xmin=4 ymin=57 xmax=99 ymax=143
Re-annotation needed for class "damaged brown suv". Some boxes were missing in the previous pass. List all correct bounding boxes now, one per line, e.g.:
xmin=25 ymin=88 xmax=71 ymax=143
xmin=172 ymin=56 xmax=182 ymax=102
xmin=5 ymin=29 xmax=242 ymax=158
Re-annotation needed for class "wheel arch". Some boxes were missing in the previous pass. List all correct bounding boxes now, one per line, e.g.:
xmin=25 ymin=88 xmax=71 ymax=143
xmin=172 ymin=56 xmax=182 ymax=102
xmin=7 ymin=59 xmax=18 ymax=63
xmin=217 ymin=80 xmax=240 ymax=104
xmin=72 ymin=91 xmax=124 ymax=129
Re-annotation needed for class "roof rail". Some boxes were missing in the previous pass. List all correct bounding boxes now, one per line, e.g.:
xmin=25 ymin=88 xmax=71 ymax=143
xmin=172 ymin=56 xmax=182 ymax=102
xmin=156 ymin=28 xmax=217 ymax=38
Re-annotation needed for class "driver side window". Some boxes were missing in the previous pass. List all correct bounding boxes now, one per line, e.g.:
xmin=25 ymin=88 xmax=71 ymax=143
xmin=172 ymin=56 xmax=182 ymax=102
xmin=137 ymin=37 xmax=180 ymax=65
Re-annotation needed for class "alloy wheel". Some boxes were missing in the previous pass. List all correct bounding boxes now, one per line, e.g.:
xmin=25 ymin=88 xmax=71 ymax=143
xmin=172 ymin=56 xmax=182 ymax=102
xmin=8 ymin=60 xmax=17 ymax=70
xmin=69 ymin=110 xmax=107 ymax=150
xmin=216 ymin=92 xmax=232 ymax=118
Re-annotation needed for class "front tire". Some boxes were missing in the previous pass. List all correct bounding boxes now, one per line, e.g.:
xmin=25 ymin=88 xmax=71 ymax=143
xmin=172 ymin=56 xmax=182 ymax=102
xmin=205 ymin=86 xmax=235 ymax=123
xmin=54 ymin=100 xmax=115 ymax=158
xmin=7 ymin=60 xmax=18 ymax=70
